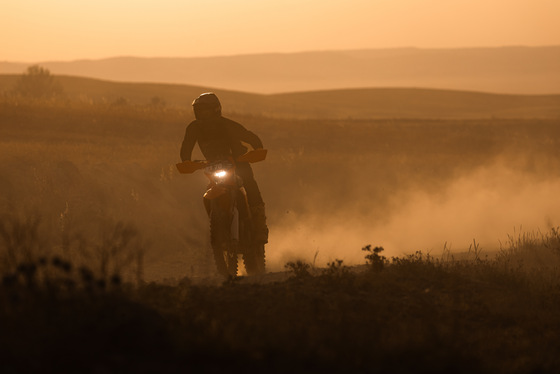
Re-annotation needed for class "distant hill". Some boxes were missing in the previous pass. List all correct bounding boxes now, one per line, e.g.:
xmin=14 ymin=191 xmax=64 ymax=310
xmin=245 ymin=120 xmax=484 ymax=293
xmin=1 ymin=74 xmax=559 ymax=120
xmin=1 ymin=46 xmax=560 ymax=95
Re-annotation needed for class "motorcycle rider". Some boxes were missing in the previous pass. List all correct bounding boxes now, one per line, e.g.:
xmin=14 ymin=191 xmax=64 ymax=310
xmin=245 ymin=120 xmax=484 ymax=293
xmin=180 ymin=92 xmax=269 ymax=244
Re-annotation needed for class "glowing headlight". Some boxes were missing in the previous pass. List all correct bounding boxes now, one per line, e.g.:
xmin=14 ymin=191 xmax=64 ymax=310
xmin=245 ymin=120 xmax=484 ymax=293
xmin=214 ymin=170 xmax=227 ymax=179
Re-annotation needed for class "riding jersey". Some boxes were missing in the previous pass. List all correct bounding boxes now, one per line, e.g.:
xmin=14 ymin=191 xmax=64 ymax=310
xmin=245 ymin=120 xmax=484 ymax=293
xmin=180 ymin=116 xmax=263 ymax=162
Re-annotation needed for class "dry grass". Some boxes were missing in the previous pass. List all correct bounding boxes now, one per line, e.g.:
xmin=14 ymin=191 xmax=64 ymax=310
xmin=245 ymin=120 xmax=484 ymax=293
xmin=2 ymin=97 xmax=560 ymax=372
xmin=2 ymin=97 xmax=560 ymax=277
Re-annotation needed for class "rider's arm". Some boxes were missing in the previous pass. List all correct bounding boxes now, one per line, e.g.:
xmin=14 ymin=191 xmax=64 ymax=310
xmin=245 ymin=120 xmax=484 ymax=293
xmin=180 ymin=121 xmax=198 ymax=161
xmin=244 ymin=129 xmax=264 ymax=150
xmin=229 ymin=120 xmax=263 ymax=149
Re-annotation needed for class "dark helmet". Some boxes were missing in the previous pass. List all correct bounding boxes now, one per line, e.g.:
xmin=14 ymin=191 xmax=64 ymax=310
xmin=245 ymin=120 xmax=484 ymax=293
xmin=192 ymin=92 xmax=222 ymax=119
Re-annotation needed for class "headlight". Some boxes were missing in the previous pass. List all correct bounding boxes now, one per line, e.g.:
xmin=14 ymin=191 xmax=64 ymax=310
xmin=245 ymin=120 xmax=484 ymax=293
xmin=214 ymin=170 xmax=228 ymax=179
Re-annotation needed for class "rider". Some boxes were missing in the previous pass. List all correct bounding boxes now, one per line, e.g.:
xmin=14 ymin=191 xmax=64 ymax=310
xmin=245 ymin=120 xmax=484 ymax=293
xmin=180 ymin=92 xmax=269 ymax=244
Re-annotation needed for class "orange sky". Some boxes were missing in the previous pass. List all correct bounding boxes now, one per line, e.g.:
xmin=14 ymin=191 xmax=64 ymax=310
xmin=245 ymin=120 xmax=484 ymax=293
xmin=1 ymin=0 xmax=559 ymax=62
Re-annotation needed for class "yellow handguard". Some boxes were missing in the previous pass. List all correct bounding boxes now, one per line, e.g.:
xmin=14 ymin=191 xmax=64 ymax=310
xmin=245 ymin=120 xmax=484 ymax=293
xmin=237 ymin=149 xmax=267 ymax=163
xmin=176 ymin=160 xmax=207 ymax=174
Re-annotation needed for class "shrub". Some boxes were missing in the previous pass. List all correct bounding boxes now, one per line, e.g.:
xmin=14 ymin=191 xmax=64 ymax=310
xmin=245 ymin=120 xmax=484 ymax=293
xmin=321 ymin=259 xmax=350 ymax=278
xmin=12 ymin=65 xmax=64 ymax=99
xmin=362 ymin=244 xmax=387 ymax=272
xmin=285 ymin=260 xmax=311 ymax=279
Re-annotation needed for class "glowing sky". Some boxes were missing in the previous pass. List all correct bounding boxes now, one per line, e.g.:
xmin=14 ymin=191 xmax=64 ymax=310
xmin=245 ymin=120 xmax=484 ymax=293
xmin=1 ymin=0 xmax=559 ymax=62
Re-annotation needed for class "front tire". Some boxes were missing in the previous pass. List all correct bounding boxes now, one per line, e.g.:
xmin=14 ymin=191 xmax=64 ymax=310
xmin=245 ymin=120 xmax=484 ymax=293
xmin=210 ymin=208 xmax=238 ymax=277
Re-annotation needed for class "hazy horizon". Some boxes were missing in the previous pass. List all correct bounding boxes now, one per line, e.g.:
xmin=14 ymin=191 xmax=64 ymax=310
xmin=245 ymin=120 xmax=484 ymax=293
xmin=3 ymin=46 xmax=559 ymax=95
xmin=3 ymin=44 xmax=559 ymax=64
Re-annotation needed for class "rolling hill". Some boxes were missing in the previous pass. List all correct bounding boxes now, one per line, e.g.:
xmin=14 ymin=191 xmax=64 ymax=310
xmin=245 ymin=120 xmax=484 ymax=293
xmin=2 ymin=46 xmax=560 ymax=95
xmin=1 ymin=74 xmax=559 ymax=120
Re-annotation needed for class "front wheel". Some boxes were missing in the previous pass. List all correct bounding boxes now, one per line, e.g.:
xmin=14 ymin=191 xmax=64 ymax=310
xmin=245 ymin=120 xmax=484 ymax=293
xmin=210 ymin=209 xmax=238 ymax=277
xmin=214 ymin=248 xmax=238 ymax=277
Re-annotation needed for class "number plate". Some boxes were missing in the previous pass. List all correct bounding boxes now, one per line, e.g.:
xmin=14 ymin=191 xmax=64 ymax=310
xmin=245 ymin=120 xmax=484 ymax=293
xmin=205 ymin=162 xmax=233 ymax=173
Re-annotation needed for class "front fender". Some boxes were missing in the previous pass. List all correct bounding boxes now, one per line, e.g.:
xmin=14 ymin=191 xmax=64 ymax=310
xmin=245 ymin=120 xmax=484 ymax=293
xmin=204 ymin=186 xmax=233 ymax=216
xmin=204 ymin=185 xmax=227 ymax=200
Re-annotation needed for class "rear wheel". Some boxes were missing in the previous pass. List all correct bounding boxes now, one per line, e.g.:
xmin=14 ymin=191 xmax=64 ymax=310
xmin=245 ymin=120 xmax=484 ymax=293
xmin=210 ymin=209 xmax=238 ymax=277
xmin=238 ymin=206 xmax=265 ymax=276
xmin=244 ymin=242 xmax=266 ymax=275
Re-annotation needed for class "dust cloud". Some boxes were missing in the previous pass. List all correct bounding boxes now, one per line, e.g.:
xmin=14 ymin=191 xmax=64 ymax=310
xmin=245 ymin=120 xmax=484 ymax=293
xmin=2 ymin=149 xmax=559 ymax=279
xmin=265 ymin=160 xmax=560 ymax=271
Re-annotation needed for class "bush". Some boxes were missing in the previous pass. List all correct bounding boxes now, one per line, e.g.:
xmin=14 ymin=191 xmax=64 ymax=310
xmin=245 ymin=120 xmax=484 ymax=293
xmin=12 ymin=65 xmax=64 ymax=99
xmin=285 ymin=260 xmax=311 ymax=279
xmin=362 ymin=244 xmax=387 ymax=272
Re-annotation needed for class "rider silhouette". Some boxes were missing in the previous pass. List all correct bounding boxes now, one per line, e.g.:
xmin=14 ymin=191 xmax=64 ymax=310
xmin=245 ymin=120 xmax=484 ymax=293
xmin=180 ymin=92 xmax=269 ymax=244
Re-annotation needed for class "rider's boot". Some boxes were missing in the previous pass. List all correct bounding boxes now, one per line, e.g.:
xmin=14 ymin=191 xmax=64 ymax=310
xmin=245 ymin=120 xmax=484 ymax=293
xmin=251 ymin=203 xmax=269 ymax=244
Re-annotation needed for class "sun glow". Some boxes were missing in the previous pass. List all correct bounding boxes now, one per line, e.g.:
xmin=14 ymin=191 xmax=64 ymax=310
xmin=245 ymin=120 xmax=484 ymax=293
xmin=1 ymin=0 xmax=558 ymax=62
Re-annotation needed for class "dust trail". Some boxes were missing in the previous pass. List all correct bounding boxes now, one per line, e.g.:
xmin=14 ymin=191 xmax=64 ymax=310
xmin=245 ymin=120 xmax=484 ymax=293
xmin=266 ymin=161 xmax=560 ymax=271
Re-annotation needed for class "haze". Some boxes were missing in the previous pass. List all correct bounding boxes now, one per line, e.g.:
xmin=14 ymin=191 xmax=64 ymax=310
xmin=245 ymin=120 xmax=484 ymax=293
xmin=2 ymin=0 xmax=559 ymax=62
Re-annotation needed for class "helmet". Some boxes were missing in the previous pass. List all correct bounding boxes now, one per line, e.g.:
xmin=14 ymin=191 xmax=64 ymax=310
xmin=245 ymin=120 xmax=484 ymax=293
xmin=192 ymin=92 xmax=222 ymax=119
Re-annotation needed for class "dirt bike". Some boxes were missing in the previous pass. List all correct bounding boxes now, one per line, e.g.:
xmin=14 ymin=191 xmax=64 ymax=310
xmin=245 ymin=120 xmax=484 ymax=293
xmin=176 ymin=149 xmax=267 ymax=277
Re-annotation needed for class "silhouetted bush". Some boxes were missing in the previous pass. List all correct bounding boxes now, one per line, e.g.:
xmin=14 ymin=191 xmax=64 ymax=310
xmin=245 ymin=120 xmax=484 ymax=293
xmin=12 ymin=65 xmax=64 ymax=99
xmin=362 ymin=244 xmax=387 ymax=272
xmin=285 ymin=260 xmax=312 ymax=279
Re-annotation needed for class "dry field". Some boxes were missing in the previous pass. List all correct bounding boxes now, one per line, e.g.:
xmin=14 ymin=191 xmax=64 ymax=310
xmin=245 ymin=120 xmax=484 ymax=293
xmin=1 ymin=95 xmax=559 ymax=278
xmin=1 ymin=93 xmax=560 ymax=372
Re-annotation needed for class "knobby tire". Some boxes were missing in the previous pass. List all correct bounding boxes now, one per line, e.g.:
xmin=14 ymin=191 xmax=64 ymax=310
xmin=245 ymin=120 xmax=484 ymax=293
xmin=210 ymin=208 xmax=238 ymax=277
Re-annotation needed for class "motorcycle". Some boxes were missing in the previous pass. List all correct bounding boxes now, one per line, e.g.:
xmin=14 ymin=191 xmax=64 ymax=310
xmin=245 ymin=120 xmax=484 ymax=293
xmin=176 ymin=149 xmax=267 ymax=277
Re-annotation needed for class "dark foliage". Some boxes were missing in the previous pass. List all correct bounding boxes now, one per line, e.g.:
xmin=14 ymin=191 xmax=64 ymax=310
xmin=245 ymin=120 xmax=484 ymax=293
xmin=2 ymin=245 xmax=560 ymax=373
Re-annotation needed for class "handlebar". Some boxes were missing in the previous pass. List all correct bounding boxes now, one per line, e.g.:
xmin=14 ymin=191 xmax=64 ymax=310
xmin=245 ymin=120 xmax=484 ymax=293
xmin=176 ymin=149 xmax=267 ymax=174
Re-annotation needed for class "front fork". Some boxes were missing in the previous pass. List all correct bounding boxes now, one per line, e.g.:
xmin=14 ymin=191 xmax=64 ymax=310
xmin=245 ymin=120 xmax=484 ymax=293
xmin=204 ymin=185 xmax=249 ymax=248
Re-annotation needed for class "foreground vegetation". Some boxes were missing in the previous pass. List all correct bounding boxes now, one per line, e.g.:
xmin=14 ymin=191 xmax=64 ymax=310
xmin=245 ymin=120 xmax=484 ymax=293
xmin=2 ymin=221 xmax=560 ymax=373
